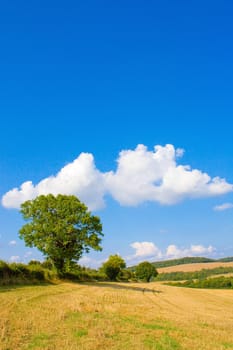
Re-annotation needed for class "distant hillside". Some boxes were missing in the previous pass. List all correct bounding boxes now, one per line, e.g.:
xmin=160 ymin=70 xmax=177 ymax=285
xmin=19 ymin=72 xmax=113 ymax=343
xmin=129 ymin=256 xmax=233 ymax=270
xmin=217 ymin=257 xmax=233 ymax=262
xmin=151 ymin=257 xmax=215 ymax=268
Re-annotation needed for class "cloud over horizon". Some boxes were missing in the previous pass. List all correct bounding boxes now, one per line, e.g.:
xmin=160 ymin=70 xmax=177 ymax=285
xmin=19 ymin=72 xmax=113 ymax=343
xmin=2 ymin=144 xmax=233 ymax=210
xmin=165 ymin=244 xmax=215 ymax=259
xmin=126 ymin=241 xmax=215 ymax=265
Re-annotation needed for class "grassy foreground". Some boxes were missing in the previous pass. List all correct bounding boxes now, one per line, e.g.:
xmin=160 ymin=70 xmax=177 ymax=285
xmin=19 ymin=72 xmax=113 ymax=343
xmin=1 ymin=282 xmax=233 ymax=350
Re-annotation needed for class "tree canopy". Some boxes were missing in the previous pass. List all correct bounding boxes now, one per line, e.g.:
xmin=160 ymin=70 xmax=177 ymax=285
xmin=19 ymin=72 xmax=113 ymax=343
xmin=19 ymin=194 xmax=103 ymax=273
xmin=101 ymin=254 xmax=126 ymax=281
xmin=135 ymin=261 xmax=158 ymax=282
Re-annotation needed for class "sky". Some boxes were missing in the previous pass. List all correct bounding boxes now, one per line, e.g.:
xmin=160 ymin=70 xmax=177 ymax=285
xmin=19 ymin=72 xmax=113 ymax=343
xmin=0 ymin=0 xmax=233 ymax=268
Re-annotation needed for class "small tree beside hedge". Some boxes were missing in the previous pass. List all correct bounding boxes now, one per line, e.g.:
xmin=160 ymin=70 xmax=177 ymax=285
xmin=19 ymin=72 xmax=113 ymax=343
xmin=135 ymin=261 xmax=158 ymax=282
xmin=101 ymin=255 xmax=126 ymax=281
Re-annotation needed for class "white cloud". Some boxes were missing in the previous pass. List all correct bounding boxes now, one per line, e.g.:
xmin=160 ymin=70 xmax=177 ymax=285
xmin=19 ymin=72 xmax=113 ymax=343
xmin=2 ymin=144 xmax=233 ymax=210
xmin=9 ymin=240 xmax=17 ymax=246
xmin=126 ymin=242 xmax=216 ymax=265
xmin=2 ymin=153 xmax=106 ymax=211
xmin=9 ymin=255 xmax=20 ymax=262
xmin=105 ymin=144 xmax=232 ymax=206
xmin=126 ymin=241 xmax=162 ymax=264
xmin=214 ymin=203 xmax=233 ymax=211
xmin=166 ymin=244 xmax=215 ymax=259
xmin=166 ymin=244 xmax=181 ymax=258
xmin=78 ymin=255 xmax=104 ymax=269
xmin=130 ymin=241 xmax=162 ymax=258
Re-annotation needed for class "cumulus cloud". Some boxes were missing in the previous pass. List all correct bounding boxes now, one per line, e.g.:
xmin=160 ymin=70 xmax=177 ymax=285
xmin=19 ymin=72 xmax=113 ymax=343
xmin=2 ymin=144 xmax=233 ymax=210
xmin=166 ymin=244 xmax=215 ymax=259
xmin=126 ymin=241 xmax=215 ymax=265
xmin=2 ymin=153 xmax=106 ymax=210
xmin=130 ymin=241 xmax=162 ymax=258
xmin=126 ymin=241 xmax=162 ymax=264
xmin=213 ymin=203 xmax=233 ymax=211
xmin=105 ymin=144 xmax=232 ymax=206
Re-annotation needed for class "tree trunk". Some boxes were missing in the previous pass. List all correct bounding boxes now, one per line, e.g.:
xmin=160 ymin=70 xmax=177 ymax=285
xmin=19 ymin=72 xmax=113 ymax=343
xmin=53 ymin=258 xmax=65 ymax=274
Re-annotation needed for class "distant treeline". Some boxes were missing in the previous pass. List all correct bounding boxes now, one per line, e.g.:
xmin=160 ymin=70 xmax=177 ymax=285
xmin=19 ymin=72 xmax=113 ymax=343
xmin=169 ymin=276 xmax=233 ymax=289
xmin=152 ymin=257 xmax=214 ymax=268
xmin=218 ymin=257 xmax=233 ymax=262
xmin=130 ymin=256 xmax=233 ymax=271
xmin=156 ymin=266 xmax=233 ymax=281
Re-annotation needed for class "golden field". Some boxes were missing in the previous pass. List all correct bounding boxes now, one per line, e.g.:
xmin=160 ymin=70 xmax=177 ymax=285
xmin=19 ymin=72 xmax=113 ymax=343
xmin=1 ymin=281 xmax=233 ymax=350
xmin=157 ymin=261 xmax=233 ymax=273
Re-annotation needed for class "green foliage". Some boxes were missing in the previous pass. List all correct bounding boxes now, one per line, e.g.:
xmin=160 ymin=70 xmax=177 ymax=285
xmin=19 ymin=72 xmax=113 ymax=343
xmin=218 ymin=256 xmax=233 ymax=262
xmin=41 ymin=259 xmax=54 ymax=270
xmin=62 ymin=267 xmax=107 ymax=282
xmin=101 ymin=255 xmax=126 ymax=281
xmin=135 ymin=261 xmax=158 ymax=282
xmin=28 ymin=260 xmax=42 ymax=266
xmin=0 ymin=260 xmax=11 ymax=279
xmin=0 ymin=259 xmax=107 ymax=285
xmin=156 ymin=266 xmax=233 ymax=281
xmin=117 ymin=269 xmax=134 ymax=281
xmin=19 ymin=194 xmax=103 ymax=274
xmin=170 ymin=276 xmax=233 ymax=289
xmin=61 ymin=271 xmax=101 ymax=282
xmin=0 ymin=260 xmax=55 ymax=285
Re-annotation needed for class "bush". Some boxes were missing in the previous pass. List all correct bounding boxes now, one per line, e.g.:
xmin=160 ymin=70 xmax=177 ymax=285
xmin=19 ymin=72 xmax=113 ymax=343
xmin=101 ymin=255 xmax=126 ymax=281
xmin=0 ymin=259 xmax=106 ymax=285
xmin=28 ymin=260 xmax=41 ymax=266
xmin=170 ymin=276 xmax=233 ymax=289
xmin=41 ymin=259 xmax=55 ymax=270
xmin=62 ymin=270 xmax=107 ymax=282
xmin=135 ymin=261 xmax=158 ymax=282
xmin=117 ymin=269 xmax=133 ymax=281
xmin=0 ymin=260 xmax=57 ymax=285
xmin=0 ymin=260 xmax=11 ymax=279
xmin=9 ymin=263 xmax=31 ymax=278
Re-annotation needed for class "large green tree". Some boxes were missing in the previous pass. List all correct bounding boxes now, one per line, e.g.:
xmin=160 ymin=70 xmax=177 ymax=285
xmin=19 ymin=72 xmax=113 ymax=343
xmin=19 ymin=194 xmax=103 ymax=273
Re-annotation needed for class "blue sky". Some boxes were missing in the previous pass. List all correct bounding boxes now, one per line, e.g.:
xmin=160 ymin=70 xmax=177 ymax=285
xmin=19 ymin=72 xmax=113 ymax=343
xmin=0 ymin=0 xmax=233 ymax=267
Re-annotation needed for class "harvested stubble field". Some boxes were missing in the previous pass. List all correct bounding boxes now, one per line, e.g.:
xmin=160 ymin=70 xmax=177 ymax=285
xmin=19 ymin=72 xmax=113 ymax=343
xmin=157 ymin=261 xmax=233 ymax=273
xmin=1 ymin=281 xmax=233 ymax=350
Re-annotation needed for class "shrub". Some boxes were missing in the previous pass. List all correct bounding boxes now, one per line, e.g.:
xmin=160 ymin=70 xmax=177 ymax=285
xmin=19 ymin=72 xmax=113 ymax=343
xmin=0 ymin=260 xmax=11 ymax=279
xmin=28 ymin=260 xmax=41 ymax=266
xmin=135 ymin=261 xmax=158 ymax=282
xmin=170 ymin=276 xmax=233 ymax=289
xmin=101 ymin=255 xmax=126 ymax=281
xmin=117 ymin=269 xmax=133 ymax=281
